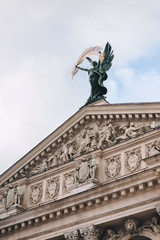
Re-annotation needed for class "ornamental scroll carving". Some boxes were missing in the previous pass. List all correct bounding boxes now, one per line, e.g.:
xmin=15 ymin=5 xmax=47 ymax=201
xmin=105 ymin=156 xmax=121 ymax=179
xmin=125 ymin=148 xmax=141 ymax=172
xmin=30 ymin=183 xmax=42 ymax=204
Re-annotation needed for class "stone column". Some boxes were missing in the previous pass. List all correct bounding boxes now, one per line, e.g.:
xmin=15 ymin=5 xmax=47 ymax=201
xmin=80 ymin=225 xmax=103 ymax=240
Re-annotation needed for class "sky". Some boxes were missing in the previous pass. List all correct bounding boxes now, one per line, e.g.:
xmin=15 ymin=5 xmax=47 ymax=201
xmin=0 ymin=0 xmax=160 ymax=175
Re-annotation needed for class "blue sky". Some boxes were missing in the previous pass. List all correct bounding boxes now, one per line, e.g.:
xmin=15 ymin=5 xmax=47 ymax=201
xmin=0 ymin=0 xmax=160 ymax=175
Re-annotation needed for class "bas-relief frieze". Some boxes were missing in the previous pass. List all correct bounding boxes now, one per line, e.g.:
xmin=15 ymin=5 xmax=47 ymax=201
xmin=18 ymin=119 xmax=157 ymax=179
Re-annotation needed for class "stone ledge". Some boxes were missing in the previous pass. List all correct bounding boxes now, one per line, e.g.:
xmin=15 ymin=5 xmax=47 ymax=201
xmin=0 ymin=204 xmax=25 ymax=220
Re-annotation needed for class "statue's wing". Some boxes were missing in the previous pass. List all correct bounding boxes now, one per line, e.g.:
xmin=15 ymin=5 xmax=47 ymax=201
xmin=72 ymin=46 xmax=103 ymax=79
xmin=99 ymin=42 xmax=114 ymax=73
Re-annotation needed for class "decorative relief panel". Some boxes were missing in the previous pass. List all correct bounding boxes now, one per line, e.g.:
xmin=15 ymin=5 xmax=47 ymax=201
xmin=146 ymin=140 xmax=160 ymax=157
xmin=125 ymin=148 xmax=141 ymax=172
xmin=30 ymin=183 xmax=43 ymax=204
xmin=46 ymin=177 xmax=59 ymax=200
xmin=105 ymin=155 xmax=121 ymax=179
xmin=74 ymin=155 xmax=98 ymax=184
xmin=1 ymin=183 xmax=23 ymax=210
xmin=63 ymin=171 xmax=75 ymax=193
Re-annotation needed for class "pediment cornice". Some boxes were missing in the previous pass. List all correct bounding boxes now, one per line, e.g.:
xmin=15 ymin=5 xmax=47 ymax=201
xmin=1 ymin=101 xmax=160 ymax=186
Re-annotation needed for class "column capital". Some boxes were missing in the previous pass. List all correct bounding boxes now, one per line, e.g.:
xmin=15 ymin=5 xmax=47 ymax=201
xmin=80 ymin=225 xmax=103 ymax=240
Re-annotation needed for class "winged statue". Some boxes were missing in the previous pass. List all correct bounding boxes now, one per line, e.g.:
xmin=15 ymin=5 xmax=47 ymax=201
xmin=72 ymin=42 xmax=114 ymax=105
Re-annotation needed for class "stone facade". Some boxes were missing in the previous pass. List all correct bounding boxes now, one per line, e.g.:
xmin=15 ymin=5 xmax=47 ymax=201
xmin=0 ymin=99 xmax=160 ymax=240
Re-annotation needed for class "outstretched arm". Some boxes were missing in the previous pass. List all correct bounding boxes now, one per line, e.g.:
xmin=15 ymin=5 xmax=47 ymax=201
xmin=76 ymin=65 xmax=88 ymax=72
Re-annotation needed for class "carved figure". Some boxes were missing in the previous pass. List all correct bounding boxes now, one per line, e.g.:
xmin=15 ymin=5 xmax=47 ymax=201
xmin=1 ymin=189 xmax=8 ymax=209
xmin=30 ymin=158 xmax=48 ymax=175
xmin=141 ymin=216 xmax=160 ymax=234
xmin=60 ymin=143 xmax=69 ymax=162
xmin=72 ymin=43 xmax=114 ymax=105
xmin=47 ymin=180 xmax=58 ymax=198
xmin=68 ymin=133 xmax=76 ymax=159
xmin=98 ymin=120 xmax=115 ymax=148
xmin=116 ymin=123 xmax=142 ymax=141
xmin=106 ymin=229 xmax=120 ymax=240
xmin=90 ymin=154 xmax=98 ymax=179
xmin=124 ymin=218 xmax=138 ymax=235
xmin=74 ymin=163 xmax=80 ymax=184
xmin=78 ymin=125 xmax=94 ymax=153
xmin=47 ymin=152 xmax=54 ymax=168
xmin=50 ymin=155 xmax=58 ymax=167
xmin=14 ymin=184 xmax=23 ymax=205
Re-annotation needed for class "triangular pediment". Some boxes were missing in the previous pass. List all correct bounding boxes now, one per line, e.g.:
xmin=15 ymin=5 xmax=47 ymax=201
xmin=1 ymin=101 xmax=160 ymax=186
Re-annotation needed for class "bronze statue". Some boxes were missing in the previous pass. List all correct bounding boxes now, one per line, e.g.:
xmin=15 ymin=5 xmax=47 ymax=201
xmin=72 ymin=43 xmax=114 ymax=105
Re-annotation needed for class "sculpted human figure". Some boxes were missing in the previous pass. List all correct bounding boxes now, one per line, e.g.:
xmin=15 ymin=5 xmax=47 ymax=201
xmin=72 ymin=43 xmax=114 ymax=105
xmin=1 ymin=189 xmax=8 ymax=208
xmin=125 ymin=122 xmax=142 ymax=138
xmin=50 ymin=155 xmax=58 ymax=167
xmin=47 ymin=152 xmax=54 ymax=168
xmin=31 ymin=158 xmax=48 ymax=175
xmin=68 ymin=133 xmax=76 ymax=159
xmin=61 ymin=143 xmax=69 ymax=162
xmin=142 ymin=216 xmax=160 ymax=234
xmin=106 ymin=229 xmax=120 ymax=240
xmin=74 ymin=162 xmax=80 ymax=184
xmin=90 ymin=154 xmax=98 ymax=179
xmin=116 ymin=123 xmax=142 ymax=141
xmin=78 ymin=125 xmax=94 ymax=153
xmin=14 ymin=184 xmax=23 ymax=205
xmin=98 ymin=120 xmax=115 ymax=148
